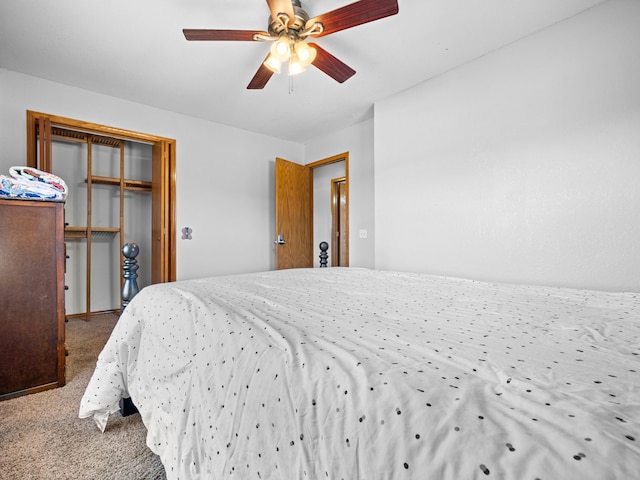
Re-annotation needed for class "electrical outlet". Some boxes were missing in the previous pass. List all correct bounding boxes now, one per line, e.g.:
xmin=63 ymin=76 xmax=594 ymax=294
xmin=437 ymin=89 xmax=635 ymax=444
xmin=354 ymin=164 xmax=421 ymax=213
xmin=359 ymin=229 xmax=368 ymax=239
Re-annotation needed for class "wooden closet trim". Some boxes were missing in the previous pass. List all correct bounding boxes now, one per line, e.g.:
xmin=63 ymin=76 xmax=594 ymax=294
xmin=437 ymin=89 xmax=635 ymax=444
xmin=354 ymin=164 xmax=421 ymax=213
xmin=26 ymin=110 xmax=177 ymax=285
xmin=26 ymin=112 xmax=174 ymax=146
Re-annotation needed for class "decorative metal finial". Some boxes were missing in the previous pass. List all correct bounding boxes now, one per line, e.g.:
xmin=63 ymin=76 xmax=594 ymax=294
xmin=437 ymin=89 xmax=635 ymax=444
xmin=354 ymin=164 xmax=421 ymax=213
xmin=319 ymin=241 xmax=329 ymax=268
xmin=121 ymin=242 xmax=140 ymax=311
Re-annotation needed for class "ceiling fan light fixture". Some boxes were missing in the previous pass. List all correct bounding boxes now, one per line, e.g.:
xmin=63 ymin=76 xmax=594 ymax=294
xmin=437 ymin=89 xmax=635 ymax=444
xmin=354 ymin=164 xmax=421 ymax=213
xmin=263 ymin=55 xmax=282 ymax=73
xmin=288 ymin=53 xmax=306 ymax=75
xmin=295 ymin=40 xmax=316 ymax=66
xmin=270 ymin=37 xmax=291 ymax=62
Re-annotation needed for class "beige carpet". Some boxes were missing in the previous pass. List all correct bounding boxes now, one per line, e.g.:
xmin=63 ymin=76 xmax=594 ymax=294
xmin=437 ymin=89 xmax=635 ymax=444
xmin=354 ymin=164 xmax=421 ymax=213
xmin=0 ymin=314 xmax=166 ymax=480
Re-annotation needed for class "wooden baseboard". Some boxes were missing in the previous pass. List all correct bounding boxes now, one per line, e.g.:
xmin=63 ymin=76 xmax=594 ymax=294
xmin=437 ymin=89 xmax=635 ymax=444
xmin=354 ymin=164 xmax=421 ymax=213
xmin=65 ymin=309 xmax=120 ymax=320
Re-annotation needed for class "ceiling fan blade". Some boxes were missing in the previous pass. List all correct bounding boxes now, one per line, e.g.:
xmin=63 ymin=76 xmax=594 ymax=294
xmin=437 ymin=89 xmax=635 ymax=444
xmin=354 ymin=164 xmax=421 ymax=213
xmin=307 ymin=0 xmax=399 ymax=37
xmin=247 ymin=56 xmax=276 ymax=89
xmin=308 ymin=43 xmax=356 ymax=83
xmin=266 ymin=0 xmax=295 ymax=25
xmin=183 ymin=29 xmax=266 ymax=41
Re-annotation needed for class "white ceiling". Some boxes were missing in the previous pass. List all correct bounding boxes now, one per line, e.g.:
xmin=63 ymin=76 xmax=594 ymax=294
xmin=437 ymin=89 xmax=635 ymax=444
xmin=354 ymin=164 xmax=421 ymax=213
xmin=0 ymin=0 xmax=607 ymax=143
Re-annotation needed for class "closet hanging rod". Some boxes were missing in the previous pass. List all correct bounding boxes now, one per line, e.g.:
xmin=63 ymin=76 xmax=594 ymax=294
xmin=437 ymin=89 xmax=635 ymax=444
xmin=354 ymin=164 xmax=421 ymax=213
xmin=37 ymin=124 xmax=154 ymax=146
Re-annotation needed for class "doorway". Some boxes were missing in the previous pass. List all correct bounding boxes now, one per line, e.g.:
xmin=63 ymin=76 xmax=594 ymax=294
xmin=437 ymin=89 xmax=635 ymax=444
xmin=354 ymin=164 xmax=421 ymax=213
xmin=331 ymin=177 xmax=347 ymax=267
xmin=274 ymin=152 xmax=349 ymax=269
xmin=311 ymin=158 xmax=347 ymax=267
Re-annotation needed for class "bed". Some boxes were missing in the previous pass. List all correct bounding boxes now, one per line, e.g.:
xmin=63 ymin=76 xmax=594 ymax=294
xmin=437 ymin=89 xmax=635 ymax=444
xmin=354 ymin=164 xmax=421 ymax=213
xmin=79 ymin=267 xmax=640 ymax=479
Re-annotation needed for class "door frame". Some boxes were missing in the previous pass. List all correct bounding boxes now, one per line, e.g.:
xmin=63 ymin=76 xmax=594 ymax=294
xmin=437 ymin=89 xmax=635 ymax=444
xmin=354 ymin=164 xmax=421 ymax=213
xmin=307 ymin=152 xmax=349 ymax=267
xmin=25 ymin=110 xmax=176 ymax=284
xmin=331 ymin=176 xmax=347 ymax=267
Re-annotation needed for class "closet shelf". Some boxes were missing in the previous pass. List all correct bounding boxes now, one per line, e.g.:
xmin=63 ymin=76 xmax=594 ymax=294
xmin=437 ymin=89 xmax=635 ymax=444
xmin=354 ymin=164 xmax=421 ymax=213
xmin=64 ymin=226 xmax=120 ymax=239
xmin=88 ymin=176 xmax=152 ymax=192
xmin=65 ymin=226 xmax=87 ymax=239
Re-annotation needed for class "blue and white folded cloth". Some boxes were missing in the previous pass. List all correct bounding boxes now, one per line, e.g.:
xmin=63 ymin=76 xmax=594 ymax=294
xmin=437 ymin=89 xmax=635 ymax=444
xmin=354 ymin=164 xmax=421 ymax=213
xmin=0 ymin=166 xmax=68 ymax=201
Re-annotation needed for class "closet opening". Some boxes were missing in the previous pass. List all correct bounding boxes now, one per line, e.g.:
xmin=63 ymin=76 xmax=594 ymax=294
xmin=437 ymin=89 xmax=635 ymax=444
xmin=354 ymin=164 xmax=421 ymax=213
xmin=26 ymin=111 xmax=176 ymax=321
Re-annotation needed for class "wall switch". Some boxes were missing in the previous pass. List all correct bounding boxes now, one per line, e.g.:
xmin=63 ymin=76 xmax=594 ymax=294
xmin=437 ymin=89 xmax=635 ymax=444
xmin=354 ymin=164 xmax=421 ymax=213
xmin=359 ymin=229 xmax=368 ymax=239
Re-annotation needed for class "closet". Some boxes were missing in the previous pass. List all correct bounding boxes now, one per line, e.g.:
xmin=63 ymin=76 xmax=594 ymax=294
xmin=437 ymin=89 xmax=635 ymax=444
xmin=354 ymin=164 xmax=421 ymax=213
xmin=27 ymin=111 xmax=176 ymax=320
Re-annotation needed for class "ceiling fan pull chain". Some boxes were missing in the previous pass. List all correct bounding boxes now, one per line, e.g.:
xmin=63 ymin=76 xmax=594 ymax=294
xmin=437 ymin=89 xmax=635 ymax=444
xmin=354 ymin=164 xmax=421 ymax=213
xmin=289 ymin=60 xmax=294 ymax=94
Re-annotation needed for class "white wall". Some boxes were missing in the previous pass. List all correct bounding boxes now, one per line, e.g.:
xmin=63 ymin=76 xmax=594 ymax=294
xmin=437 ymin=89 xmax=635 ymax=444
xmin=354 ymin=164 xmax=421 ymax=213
xmin=375 ymin=0 xmax=640 ymax=291
xmin=305 ymin=118 xmax=376 ymax=268
xmin=0 ymin=68 xmax=304 ymax=280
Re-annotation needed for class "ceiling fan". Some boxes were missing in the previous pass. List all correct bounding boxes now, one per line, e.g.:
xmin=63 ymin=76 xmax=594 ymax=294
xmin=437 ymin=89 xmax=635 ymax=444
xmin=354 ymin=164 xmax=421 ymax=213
xmin=183 ymin=0 xmax=399 ymax=89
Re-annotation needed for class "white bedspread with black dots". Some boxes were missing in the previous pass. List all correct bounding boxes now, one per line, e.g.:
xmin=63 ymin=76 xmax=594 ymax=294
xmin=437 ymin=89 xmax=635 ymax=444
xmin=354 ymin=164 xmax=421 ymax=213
xmin=80 ymin=268 xmax=640 ymax=479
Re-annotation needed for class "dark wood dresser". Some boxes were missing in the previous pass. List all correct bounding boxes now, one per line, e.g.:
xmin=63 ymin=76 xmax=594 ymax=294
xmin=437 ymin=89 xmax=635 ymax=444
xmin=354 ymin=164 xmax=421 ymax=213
xmin=0 ymin=198 xmax=66 ymax=399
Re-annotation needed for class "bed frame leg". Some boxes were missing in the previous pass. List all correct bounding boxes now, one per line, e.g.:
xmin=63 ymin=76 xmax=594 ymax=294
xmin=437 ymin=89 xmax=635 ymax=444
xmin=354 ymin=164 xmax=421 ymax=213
xmin=120 ymin=242 xmax=141 ymax=417
xmin=119 ymin=397 xmax=138 ymax=417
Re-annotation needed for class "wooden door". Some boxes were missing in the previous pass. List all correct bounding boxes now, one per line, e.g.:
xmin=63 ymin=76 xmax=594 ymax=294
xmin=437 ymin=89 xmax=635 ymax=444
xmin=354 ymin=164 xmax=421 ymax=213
xmin=275 ymin=157 xmax=313 ymax=269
